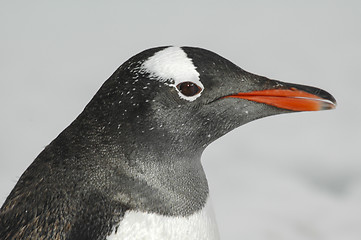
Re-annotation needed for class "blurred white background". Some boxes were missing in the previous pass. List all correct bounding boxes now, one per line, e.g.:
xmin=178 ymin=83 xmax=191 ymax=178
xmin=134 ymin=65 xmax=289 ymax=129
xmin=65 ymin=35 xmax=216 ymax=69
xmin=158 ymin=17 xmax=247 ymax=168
xmin=1 ymin=1 xmax=360 ymax=239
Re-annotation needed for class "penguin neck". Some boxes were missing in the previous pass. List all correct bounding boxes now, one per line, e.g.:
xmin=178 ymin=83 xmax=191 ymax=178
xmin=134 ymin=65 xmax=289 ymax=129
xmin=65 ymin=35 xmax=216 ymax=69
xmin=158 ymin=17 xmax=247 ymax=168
xmin=61 ymin=121 xmax=208 ymax=216
xmin=113 ymin=138 xmax=210 ymax=216
xmin=61 ymin=107 xmax=210 ymax=216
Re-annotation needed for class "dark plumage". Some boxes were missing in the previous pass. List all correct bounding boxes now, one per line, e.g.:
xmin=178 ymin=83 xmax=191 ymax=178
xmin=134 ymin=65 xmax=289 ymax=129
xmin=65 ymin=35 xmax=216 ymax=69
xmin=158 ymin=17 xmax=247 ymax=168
xmin=0 ymin=46 xmax=336 ymax=240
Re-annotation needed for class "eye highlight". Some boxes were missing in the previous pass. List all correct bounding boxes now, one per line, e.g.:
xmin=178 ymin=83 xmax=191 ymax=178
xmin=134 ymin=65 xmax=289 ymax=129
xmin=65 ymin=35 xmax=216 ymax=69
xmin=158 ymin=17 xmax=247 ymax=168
xmin=176 ymin=82 xmax=202 ymax=97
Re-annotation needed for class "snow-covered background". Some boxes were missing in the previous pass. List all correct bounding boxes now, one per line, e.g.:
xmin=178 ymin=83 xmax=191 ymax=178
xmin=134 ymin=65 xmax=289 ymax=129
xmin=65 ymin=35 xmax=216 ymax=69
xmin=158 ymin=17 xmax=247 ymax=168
xmin=1 ymin=1 xmax=360 ymax=239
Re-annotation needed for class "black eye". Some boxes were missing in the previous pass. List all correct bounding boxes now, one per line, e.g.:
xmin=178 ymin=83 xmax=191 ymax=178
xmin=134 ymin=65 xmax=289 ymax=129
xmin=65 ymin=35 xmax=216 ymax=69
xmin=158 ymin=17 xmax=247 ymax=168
xmin=176 ymin=82 xmax=202 ymax=97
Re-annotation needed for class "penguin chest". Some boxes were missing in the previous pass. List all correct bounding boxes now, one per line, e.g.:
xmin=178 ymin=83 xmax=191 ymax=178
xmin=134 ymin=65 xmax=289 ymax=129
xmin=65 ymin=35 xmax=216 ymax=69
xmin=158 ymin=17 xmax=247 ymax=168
xmin=107 ymin=199 xmax=219 ymax=240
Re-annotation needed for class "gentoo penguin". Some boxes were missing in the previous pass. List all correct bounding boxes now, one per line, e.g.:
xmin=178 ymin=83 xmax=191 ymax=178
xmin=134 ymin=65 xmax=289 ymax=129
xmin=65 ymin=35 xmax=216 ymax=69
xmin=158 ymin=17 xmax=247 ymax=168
xmin=0 ymin=46 xmax=336 ymax=240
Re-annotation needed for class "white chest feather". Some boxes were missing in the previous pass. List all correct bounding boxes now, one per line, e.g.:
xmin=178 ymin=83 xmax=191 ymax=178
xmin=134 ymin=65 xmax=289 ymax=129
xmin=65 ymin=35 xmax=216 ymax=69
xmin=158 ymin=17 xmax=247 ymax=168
xmin=107 ymin=198 xmax=219 ymax=240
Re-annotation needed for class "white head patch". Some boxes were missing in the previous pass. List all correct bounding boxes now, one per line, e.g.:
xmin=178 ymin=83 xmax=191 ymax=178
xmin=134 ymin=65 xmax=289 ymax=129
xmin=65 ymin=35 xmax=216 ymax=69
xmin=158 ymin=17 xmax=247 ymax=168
xmin=141 ymin=46 xmax=204 ymax=101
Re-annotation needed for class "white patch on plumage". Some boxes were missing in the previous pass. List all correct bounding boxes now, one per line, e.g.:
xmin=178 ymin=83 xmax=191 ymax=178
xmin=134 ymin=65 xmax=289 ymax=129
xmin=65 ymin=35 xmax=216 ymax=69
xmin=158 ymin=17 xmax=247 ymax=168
xmin=107 ymin=198 xmax=219 ymax=240
xmin=141 ymin=46 xmax=204 ymax=102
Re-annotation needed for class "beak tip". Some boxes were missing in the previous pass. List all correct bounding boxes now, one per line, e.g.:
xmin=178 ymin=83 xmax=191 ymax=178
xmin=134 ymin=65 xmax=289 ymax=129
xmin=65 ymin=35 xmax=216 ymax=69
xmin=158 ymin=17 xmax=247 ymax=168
xmin=288 ymin=83 xmax=337 ymax=111
xmin=321 ymin=101 xmax=337 ymax=110
xmin=320 ymin=92 xmax=337 ymax=111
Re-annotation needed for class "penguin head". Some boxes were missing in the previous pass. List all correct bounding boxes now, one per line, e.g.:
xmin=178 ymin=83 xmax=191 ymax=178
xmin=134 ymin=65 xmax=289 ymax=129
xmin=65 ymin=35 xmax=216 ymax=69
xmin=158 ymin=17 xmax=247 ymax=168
xmin=81 ymin=46 xmax=336 ymax=156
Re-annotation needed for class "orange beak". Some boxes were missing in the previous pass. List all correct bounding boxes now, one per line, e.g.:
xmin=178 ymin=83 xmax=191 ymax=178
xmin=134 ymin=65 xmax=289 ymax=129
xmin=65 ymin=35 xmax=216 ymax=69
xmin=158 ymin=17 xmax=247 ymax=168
xmin=224 ymin=87 xmax=337 ymax=111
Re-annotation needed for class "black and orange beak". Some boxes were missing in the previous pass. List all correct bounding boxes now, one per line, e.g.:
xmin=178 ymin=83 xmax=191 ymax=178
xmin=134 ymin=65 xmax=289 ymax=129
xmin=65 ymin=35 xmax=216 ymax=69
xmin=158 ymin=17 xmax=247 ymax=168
xmin=224 ymin=82 xmax=337 ymax=112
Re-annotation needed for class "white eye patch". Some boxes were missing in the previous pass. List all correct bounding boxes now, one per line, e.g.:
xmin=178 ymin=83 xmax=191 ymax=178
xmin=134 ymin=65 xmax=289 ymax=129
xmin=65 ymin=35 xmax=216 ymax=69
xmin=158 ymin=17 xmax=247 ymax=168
xmin=140 ymin=46 xmax=204 ymax=101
